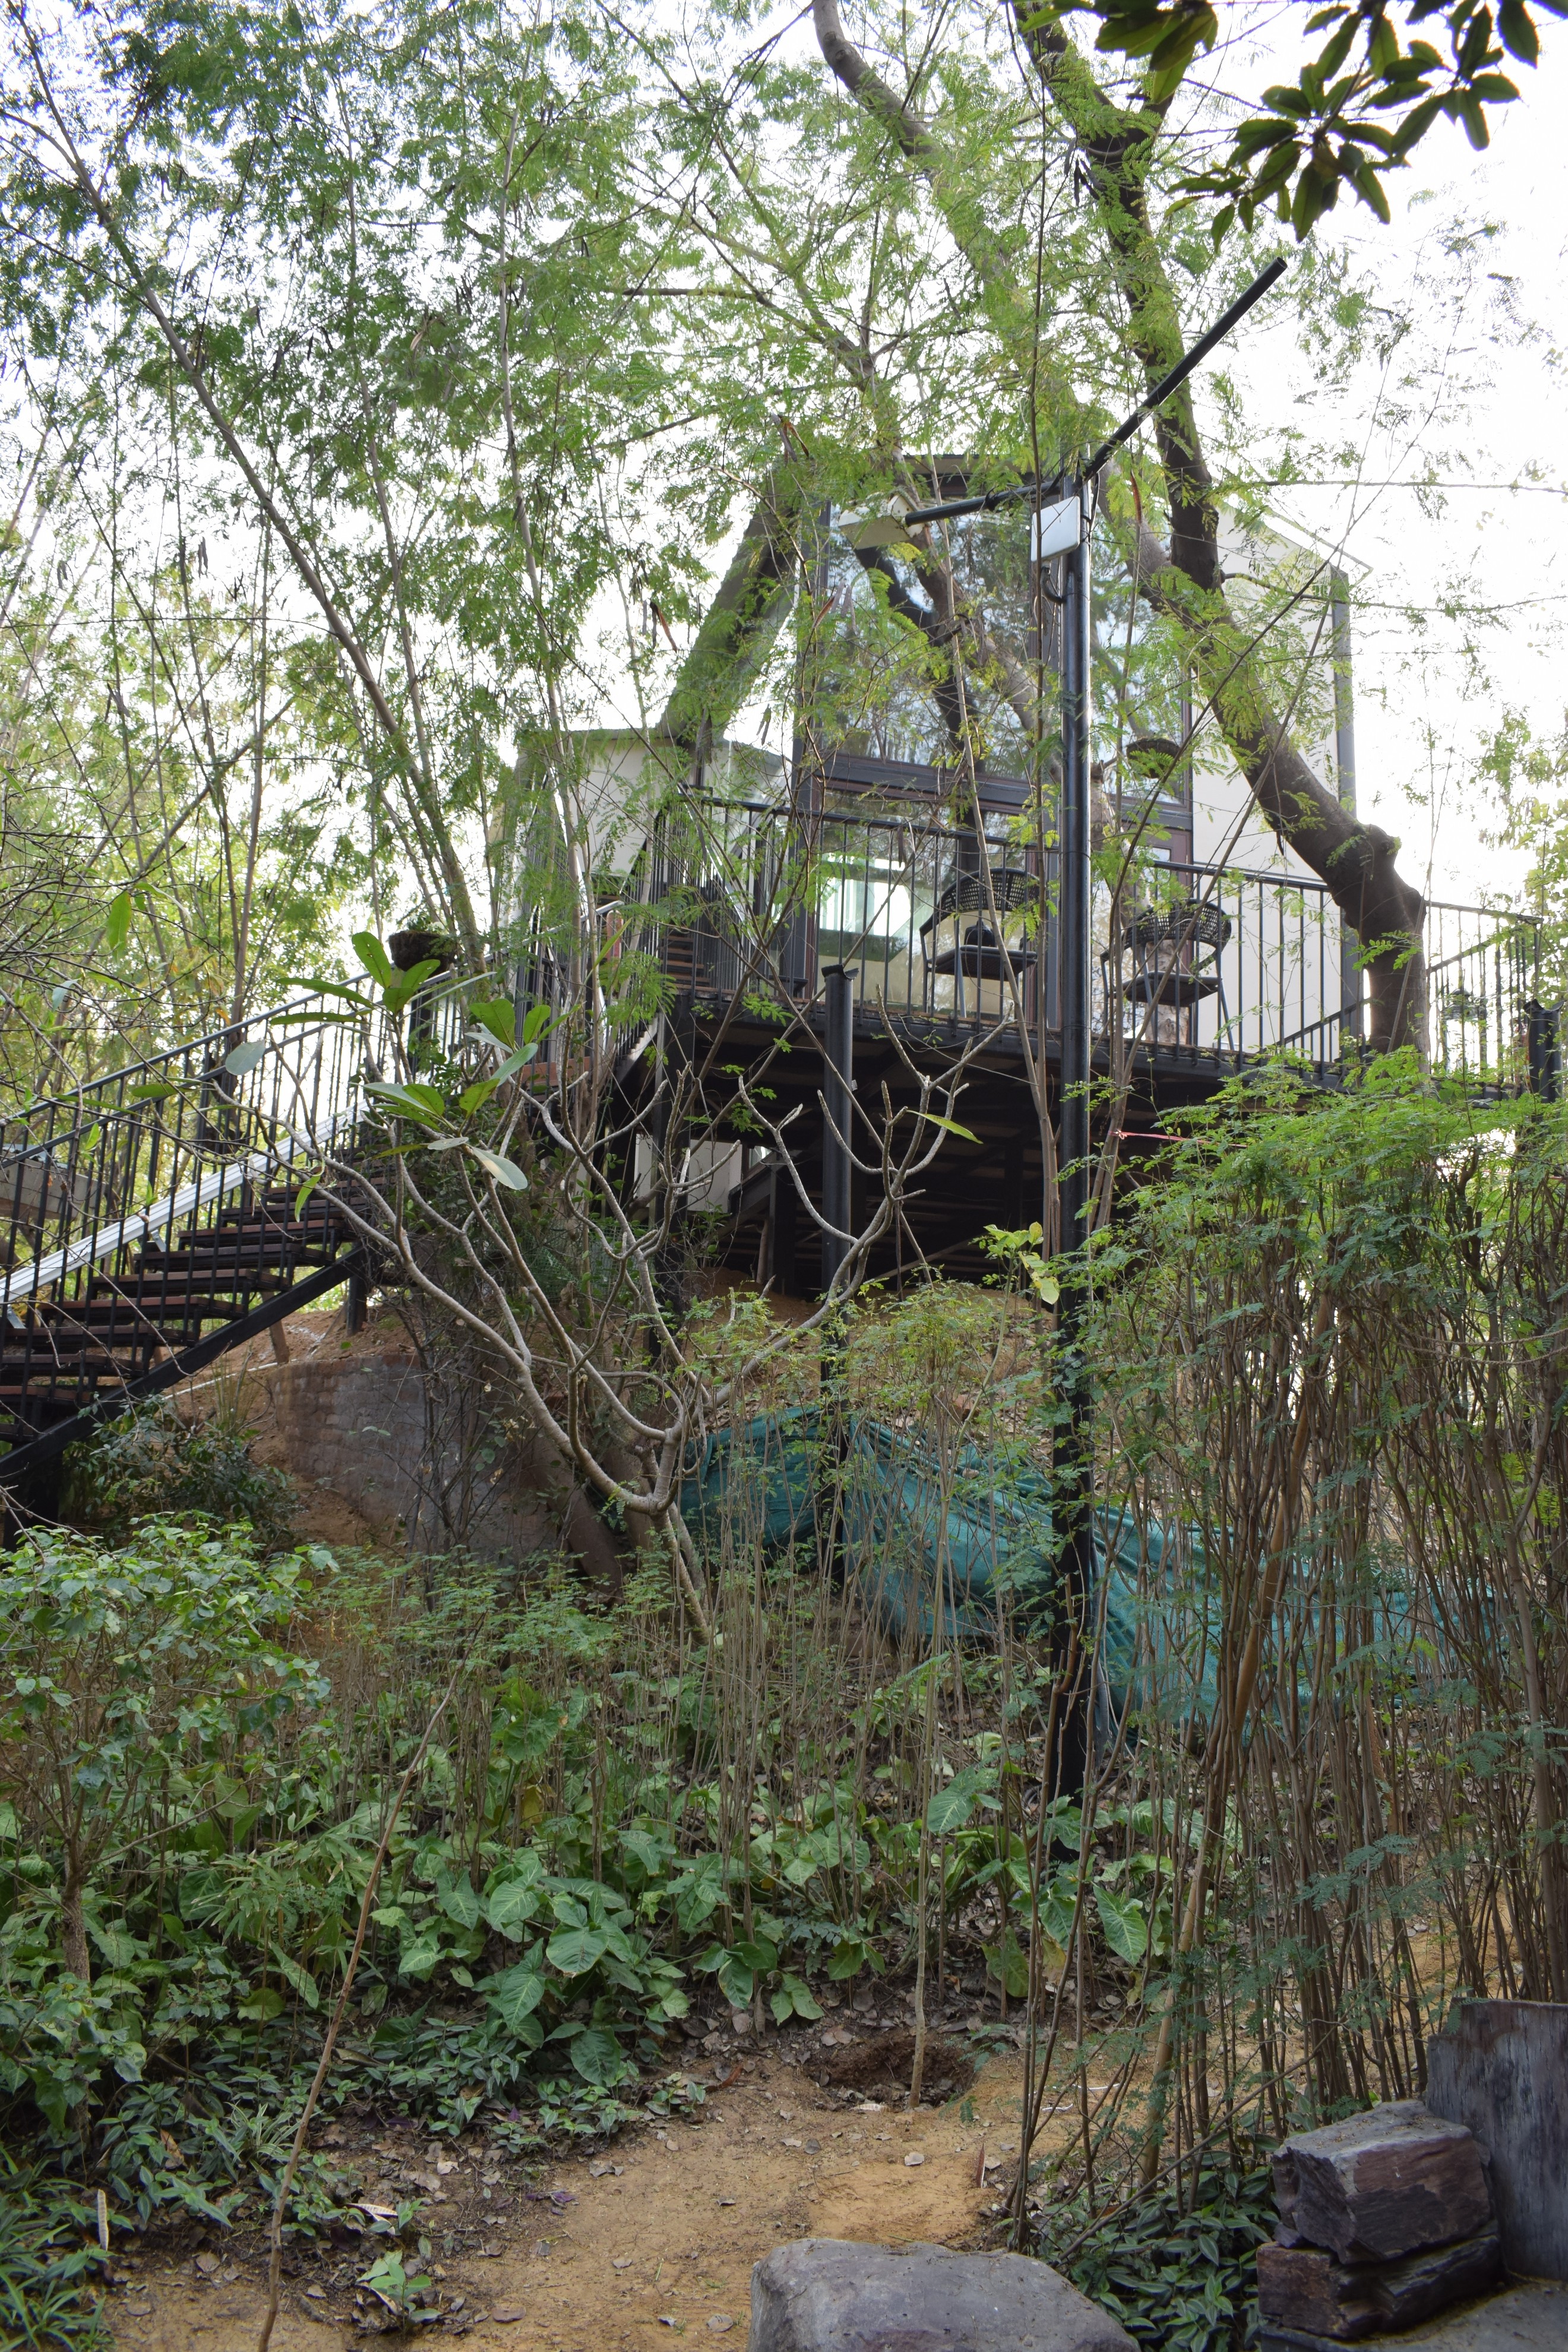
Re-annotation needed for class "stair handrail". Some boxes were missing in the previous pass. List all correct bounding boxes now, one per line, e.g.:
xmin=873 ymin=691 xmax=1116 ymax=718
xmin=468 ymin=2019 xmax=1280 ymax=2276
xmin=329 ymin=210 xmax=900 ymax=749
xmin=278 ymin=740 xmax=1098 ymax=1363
xmin=0 ymin=1121 xmax=358 ymax=1317
xmin=0 ymin=991 xmax=377 ymax=1320
xmin=0 ymin=990 xmax=352 ymax=1142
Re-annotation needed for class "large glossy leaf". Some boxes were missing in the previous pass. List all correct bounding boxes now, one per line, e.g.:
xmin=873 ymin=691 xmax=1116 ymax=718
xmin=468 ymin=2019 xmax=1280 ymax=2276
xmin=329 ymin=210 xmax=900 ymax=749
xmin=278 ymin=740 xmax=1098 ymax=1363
xmin=468 ymin=1143 xmax=528 ymax=1191
xmin=384 ymin=959 xmax=441 ymax=1014
xmin=367 ymin=1079 xmax=445 ymax=1126
xmin=619 ymin=1827 xmax=671 ymax=1882
xmin=486 ymin=1878 xmax=541 ymax=1937
xmin=776 ymin=1970 xmax=823 ymax=2022
xmin=483 ymin=1962 xmax=547 ymax=2033
xmin=984 ymin=1934 xmax=1030 ymax=1998
xmin=397 ymin=1930 xmax=442 ymax=1981
xmin=1039 ymin=1870 xmax=1080 ymax=1949
xmin=546 ymin=1925 xmax=608 ymax=1975
xmin=570 ymin=2027 xmax=627 ymax=2086
xmin=439 ymin=1877 xmax=480 ymax=1931
xmin=717 ymin=1957 xmax=755 ymax=2008
xmin=927 ymin=1764 xmax=998 ymax=1835
xmin=1096 ymin=1883 xmax=1149 ymax=1965
xmin=469 ymin=997 xmax=516 ymax=1048
xmin=352 ymin=932 xmax=396 ymax=990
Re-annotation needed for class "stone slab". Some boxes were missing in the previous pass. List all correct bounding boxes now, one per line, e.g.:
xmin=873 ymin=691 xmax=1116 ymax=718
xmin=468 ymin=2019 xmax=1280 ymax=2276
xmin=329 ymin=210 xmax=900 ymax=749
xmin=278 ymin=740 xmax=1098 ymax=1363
xmin=746 ymin=2238 xmax=1136 ymax=2352
xmin=1256 ymin=2228 xmax=1501 ymax=2340
xmin=1425 ymin=1999 xmax=1568 ymax=2282
xmin=1272 ymin=2100 xmax=1491 ymax=2262
xmin=1258 ymin=2278 xmax=1568 ymax=2352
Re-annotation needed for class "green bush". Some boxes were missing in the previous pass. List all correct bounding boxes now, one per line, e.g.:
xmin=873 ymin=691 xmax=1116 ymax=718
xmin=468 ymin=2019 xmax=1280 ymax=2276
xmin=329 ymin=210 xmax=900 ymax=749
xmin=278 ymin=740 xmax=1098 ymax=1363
xmin=62 ymin=1398 xmax=295 ymax=1553
xmin=1037 ymin=2162 xmax=1273 ymax=2352
xmin=0 ymin=1519 xmax=326 ymax=2087
xmin=0 ymin=1526 xmax=865 ymax=2227
xmin=0 ymin=1513 xmax=1064 ymax=2252
xmin=0 ymin=2156 xmax=109 ymax=2349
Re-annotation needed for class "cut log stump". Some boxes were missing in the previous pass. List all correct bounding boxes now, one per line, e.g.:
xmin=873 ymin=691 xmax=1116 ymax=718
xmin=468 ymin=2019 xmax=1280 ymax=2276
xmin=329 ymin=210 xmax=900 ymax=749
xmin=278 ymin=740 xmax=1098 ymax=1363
xmin=1425 ymin=1999 xmax=1568 ymax=2282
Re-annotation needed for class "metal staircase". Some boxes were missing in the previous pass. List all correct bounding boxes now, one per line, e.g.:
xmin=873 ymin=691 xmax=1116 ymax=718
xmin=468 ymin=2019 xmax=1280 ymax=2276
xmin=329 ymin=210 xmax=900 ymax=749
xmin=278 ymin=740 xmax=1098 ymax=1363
xmin=0 ymin=995 xmax=377 ymax=1488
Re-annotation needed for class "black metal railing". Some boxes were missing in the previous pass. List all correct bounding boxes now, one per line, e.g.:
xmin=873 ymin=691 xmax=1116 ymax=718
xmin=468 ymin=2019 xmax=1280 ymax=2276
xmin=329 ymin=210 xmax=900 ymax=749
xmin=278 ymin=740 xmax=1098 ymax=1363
xmin=630 ymin=792 xmax=1542 ymax=1088
xmin=3 ymin=999 xmax=352 ymax=1317
xmin=2 ymin=830 xmax=1539 ymax=1437
xmin=0 ymin=979 xmax=486 ymax=1448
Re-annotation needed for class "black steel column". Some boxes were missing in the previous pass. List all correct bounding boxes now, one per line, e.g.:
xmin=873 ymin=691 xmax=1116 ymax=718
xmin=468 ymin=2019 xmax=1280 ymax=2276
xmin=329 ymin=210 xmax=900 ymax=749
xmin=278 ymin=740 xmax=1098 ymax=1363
xmin=1331 ymin=570 xmax=1362 ymax=1045
xmin=1054 ymin=482 xmax=1093 ymax=1795
xmin=1527 ymin=998 xmax=1560 ymax=1104
xmin=820 ymin=964 xmax=855 ymax=1295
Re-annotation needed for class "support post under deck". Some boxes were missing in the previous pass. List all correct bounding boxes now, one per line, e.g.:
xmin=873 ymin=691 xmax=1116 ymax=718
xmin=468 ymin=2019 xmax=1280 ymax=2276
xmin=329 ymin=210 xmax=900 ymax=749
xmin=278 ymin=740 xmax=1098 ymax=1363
xmin=820 ymin=965 xmax=855 ymax=1297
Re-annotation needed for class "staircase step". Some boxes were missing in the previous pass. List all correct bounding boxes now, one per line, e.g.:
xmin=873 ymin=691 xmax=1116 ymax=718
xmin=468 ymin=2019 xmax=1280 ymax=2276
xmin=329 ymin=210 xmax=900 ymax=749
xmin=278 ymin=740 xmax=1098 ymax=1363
xmin=214 ymin=1200 xmax=342 ymax=1223
xmin=0 ymin=1347 xmax=141 ymax=1377
xmin=210 ymin=1223 xmax=340 ymax=1241
xmin=34 ymin=1309 xmax=234 ymax=1341
xmin=174 ymin=1235 xmax=340 ymax=1259
xmin=35 ymin=1297 xmax=233 ymax=1323
xmin=90 ymin=1269 xmax=287 ymax=1298
xmin=211 ymin=1240 xmax=345 ymax=1261
xmin=166 ymin=1251 xmax=338 ymax=1270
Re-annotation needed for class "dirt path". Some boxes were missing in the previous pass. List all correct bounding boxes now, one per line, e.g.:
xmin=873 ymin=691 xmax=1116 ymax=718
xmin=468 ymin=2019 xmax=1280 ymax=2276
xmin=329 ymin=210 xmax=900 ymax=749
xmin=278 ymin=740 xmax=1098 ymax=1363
xmin=103 ymin=2037 xmax=1034 ymax=2350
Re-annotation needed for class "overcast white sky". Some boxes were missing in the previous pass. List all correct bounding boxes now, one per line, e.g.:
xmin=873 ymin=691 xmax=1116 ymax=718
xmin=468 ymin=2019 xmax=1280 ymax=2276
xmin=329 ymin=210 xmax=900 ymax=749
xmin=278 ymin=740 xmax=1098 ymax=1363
xmin=1218 ymin=24 xmax=1568 ymax=911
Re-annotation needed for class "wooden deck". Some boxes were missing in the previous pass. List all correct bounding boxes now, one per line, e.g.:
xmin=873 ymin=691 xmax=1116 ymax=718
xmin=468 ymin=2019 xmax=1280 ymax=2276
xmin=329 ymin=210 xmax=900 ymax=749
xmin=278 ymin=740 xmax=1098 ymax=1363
xmin=646 ymin=987 xmax=1292 ymax=1288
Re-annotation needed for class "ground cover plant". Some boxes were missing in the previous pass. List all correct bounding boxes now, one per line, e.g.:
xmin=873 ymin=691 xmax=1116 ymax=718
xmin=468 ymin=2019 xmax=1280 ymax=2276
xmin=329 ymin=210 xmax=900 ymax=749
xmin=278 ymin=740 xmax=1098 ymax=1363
xmin=0 ymin=1411 xmax=1069 ymax=2334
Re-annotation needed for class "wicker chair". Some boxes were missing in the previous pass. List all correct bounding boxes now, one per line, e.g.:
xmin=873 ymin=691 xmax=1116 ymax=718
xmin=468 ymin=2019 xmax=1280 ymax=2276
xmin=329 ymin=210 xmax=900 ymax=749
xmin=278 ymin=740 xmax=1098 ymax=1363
xmin=918 ymin=867 xmax=1038 ymax=1010
xmin=1107 ymin=899 xmax=1232 ymax=1046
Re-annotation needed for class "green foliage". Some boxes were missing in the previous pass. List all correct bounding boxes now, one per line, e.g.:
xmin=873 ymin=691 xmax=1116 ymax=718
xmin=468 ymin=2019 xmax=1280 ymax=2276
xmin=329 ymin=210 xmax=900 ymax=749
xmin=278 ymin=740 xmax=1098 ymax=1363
xmin=0 ymin=2159 xmax=109 ymax=2350
xmin=359 ymin=2248 xmax=435 ymax=2323
xmin=1075 ymin=2 xmax=1564 ymax=238
xmin=0 ymin=1517 xmax=326 ymax=1984
xmin=62 ymin=1399 xmax=295 ymax=1553
xmin=1038 ymin=2161 xmax=1274 ymax=2352
xmin=0 ymin=1498 xmax=1079 ymax=2231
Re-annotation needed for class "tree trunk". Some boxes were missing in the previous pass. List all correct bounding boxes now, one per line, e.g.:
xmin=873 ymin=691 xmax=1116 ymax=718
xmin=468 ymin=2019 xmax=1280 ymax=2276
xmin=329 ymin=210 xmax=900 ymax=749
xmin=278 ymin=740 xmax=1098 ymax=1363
xmin=1017 ymin=12 xmax=1426 ymax=1053
xmin=62 ymin=1863 xmax=91 ymax=1984
xmin=1130 ymin=520 xmax=1426 ymax=1054
xmin=658 ymin=473 xmax=804 ymax=762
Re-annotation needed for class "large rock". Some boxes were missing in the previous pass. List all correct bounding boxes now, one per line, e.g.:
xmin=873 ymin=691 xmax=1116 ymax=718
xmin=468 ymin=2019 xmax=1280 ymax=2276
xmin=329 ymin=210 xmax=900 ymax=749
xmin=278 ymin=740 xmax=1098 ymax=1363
xmin=747 ymin=2239 xmax=1136 ymax=2352
xmin=1258 ymin=2278 xmax=1568 ymax=2351
xmin=1270 ymin=2101 xmax=1491 ymax=2263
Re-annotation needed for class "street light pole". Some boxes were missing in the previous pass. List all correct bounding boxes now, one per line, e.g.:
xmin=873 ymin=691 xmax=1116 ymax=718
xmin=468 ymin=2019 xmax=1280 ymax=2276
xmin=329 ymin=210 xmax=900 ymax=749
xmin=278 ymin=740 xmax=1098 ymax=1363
xmin=897 ymin=259 xmax=1288 ymax=1794
xmin=1053 ymin=479 xmax=1095 ymax=1795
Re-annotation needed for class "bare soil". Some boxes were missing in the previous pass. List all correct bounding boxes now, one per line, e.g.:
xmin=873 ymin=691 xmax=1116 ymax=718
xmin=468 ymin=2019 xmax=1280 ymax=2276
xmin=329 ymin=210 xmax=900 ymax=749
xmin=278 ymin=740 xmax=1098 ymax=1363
xmin=100 ymin=2014 xmax=1035 ymax=2351
xmin=819 ymin=2029 xmax=976 ymax=2105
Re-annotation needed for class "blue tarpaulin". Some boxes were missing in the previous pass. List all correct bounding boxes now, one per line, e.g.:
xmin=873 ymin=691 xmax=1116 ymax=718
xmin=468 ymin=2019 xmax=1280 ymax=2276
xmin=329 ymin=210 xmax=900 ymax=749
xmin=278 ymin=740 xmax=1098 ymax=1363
xmin=679 ymin=1412 xmax=1221 ymax=1727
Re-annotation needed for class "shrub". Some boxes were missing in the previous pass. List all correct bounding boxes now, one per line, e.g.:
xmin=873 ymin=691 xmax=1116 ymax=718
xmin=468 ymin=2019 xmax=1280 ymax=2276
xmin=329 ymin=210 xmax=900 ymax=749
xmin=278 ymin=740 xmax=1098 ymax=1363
xmin=0 ymin=1520 xmax=325 ymax=1986
xmin=62 ymin=1398 xmax=294 ymax=1553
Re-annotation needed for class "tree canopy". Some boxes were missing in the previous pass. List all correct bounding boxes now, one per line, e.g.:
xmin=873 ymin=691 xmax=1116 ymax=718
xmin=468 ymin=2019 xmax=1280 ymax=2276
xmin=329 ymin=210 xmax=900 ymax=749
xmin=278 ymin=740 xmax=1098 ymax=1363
xmin=0 ymin=0 xmax=1547 ymax=1089
xmin=1076 ymin=2 xmax=1566 ymax=233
